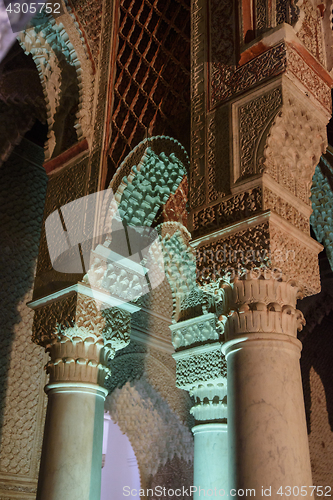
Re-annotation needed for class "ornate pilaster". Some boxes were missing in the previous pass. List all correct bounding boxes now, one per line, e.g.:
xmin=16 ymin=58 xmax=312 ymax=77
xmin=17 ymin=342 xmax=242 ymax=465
xmin=171 ymin=313 xmax=228 ymax=497
xmin=29 ymin=286 xmax=135 ymax=500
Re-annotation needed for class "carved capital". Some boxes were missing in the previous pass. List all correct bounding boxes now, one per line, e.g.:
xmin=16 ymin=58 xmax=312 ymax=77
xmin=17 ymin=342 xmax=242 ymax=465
xmin=173 ymin=342 xmax=227 ymax=422
xmin=171 ymin=313 xmax=227 ymax=422
xmin=224 ymin=275 xmax=306 ymax=339
xmin=30 ymin=288 xmax=131 ymax=386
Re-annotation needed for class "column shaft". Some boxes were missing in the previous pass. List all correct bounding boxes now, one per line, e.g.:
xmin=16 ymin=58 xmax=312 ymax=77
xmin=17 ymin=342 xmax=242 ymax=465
xmin=193 ymin=423 xmax=228 ymax=498
xmin=37 ymin=384 xmax=107 ymax=500
xmin=224 ymin=335 xmax=312 ymax=497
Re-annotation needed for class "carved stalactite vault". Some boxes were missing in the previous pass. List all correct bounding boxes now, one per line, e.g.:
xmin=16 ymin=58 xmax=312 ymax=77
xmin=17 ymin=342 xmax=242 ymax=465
xmin=261 ymin=87 xmax=327 ymax=203
xmin=105 ymin=378 xmax=193 ymax=489
xmin=18 ymin=7 xmax=94 ymax=159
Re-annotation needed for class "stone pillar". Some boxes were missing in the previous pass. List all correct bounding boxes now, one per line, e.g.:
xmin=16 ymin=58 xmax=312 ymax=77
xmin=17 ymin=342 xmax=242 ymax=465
xmin=222 ymin=276 xmax=313 ymax=496
xmin=192 ymin=423 xmax=228 ymax=497
xmin=171 ymin=314 xmax=228 ymax=497
xmin=30 ymin=288 xmax=135 ymax=500
xmin=189 ymin=0 xmax=333 ymax=495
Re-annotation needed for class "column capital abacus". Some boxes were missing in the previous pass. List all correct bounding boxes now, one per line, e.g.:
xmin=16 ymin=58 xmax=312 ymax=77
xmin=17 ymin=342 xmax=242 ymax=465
xmin=224 ymin=274 xmax=306 ymax=339
xmin=29 ymin=286 xmax=134 ymax=387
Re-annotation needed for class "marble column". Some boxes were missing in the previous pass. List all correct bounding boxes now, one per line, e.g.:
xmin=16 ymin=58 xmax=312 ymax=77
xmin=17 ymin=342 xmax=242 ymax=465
xmin=37 ymin=383 xmax=107 ymax=499
xmin=30 ymin=288 xmax=134 ymax=500
xmin=192 ymin=423 xmax=228 ymax=497
xmin=222 ymin=276 xmax=313 ymax=497
xmin=171 ymin=314 xmax=228 ymax=498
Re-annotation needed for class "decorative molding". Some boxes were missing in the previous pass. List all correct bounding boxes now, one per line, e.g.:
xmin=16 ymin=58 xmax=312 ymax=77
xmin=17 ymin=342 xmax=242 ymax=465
xmin=190 ymin=0 xmax=207 ymax=210
xmin=169 ymin=313 xmax=218 ymax=349
xmin=263 ymin=187 xmax=310 ymax=232
xmin=194 ymin=213 xmax=322 ymax=296
xmin=225 ymin=276 xmax=306 ymax=338
xmin=210 ymin=38 xmax=331 ymax=114
xmin=192 ymin=187 xmax=263 ymax=238
xmin=210 ymin=42 xmax=287 ymax=107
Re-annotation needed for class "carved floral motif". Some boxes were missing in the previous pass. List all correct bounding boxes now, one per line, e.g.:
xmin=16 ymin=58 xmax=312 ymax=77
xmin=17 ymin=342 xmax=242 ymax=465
xmin=190 ymin=0 xmax=207 ymax=210
xmin=170 ymin=313 xmax=218 ymax=349
xmin=210 ymin=40 xmax=331 ymax=114
xmin=209 ymin=0 xmax=235 ymax=66
xmin=239 ymin=88 xmax=283 ymax=178
xmin=286 ymin=44 xmax=331 ymax=113
xmin=174 ymin=343 xmax=226 ymax=388
xmin=173 ymin=341 xmax=227 ymax=421
xmin=210 ymin=43 xmax=287 ymax=107
xmin=295 ymin=0 xmax=325 ymax=66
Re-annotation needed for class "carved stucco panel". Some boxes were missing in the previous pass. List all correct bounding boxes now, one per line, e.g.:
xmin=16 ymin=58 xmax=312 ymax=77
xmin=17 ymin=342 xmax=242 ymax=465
xmin=190 ymin=0 xmax=207 ymax=210
xmin=195 ymin=218 xmax=320 ymax=295
xmin=192 ymin=187 xmax=263 ymax=238
xmin=238 ymin=87 xmax=283 ymax=179
xmin=285 ymin=44 xmax=331 ymax=113
xmin=295 ymin=0 xmax=325 ymax=66
xmin=263 ymin=187 xmax=310 ymax=233
xmin=210 ymin=42 xmax=287 ymax=107
xmin=270 ymin=222 xmax=321 ymax=295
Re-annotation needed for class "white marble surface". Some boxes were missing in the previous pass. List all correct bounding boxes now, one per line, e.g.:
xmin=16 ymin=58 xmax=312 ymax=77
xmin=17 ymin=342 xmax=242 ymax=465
xmin=224 ymin=335 xmax=313 ymax=497
xmin=37 ymin=383 xmax=106 ymax=500
xmin=193 ymin=423 xmax=228 ymax=498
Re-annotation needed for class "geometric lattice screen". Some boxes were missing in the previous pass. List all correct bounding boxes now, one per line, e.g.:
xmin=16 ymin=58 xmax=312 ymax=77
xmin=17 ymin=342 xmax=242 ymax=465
xmin=107 ymin=0 xmax=190 ymax=186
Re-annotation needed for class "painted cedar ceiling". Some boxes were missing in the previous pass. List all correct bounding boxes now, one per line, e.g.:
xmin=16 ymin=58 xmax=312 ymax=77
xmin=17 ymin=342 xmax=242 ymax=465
xmin=107 ymin=0 xmax=190 ymax=187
